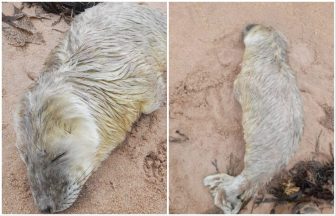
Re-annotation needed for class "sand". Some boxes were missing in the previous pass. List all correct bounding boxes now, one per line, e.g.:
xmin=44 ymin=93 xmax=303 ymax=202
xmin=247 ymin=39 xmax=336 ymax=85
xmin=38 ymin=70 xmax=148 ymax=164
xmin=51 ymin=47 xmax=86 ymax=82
xmin=2 ymin=2 xmax=167 ymax=213
xmin=169 ymin=2 xmax=333 ymax=214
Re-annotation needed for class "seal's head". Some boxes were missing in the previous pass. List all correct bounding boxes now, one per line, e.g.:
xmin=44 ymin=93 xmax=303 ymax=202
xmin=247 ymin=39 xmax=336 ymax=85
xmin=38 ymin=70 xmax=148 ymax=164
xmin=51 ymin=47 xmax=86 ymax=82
xmin=14 ymin=91 xmax=99 ymax=213
xmin=243 ymin=24 xmax=288 ymax=51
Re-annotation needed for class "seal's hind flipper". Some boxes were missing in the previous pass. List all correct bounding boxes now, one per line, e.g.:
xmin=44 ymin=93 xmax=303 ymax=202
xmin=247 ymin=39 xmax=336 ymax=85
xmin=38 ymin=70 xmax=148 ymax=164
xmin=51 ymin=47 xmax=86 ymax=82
xmin=204 ymin=173 xmax=243 ymax=214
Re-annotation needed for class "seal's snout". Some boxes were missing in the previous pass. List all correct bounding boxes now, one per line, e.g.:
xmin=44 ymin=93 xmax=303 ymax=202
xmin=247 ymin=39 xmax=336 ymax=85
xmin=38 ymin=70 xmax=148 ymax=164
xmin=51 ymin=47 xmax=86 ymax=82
xmin=245 ymin=24 xmax=257 ymax=32
xmin=37 ymin=197 xmax=55 ymax=213
xmin=40 ymin=205 xmax=52 ymax=214
xmin=243 ymin=24 xmax=258 ymax=39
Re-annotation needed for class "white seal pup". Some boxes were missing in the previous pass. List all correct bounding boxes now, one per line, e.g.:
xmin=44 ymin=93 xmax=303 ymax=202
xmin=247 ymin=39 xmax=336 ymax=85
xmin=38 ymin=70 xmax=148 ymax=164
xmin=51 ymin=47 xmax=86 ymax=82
xmin=203 ymin=24 xmax=304 ymax=213
xmin=14 ymin=3 xmax=166 ymax=213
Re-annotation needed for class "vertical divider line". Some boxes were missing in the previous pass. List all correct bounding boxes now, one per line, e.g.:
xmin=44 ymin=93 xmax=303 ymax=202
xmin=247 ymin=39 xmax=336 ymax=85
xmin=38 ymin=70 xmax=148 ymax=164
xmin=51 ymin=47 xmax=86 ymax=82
xmin=166 ymin=1 xmax=170 ymax=215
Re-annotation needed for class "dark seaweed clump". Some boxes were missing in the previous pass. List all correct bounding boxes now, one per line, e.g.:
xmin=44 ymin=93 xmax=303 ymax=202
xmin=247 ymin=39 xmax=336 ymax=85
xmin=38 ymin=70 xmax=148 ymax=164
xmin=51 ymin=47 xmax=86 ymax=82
xmin=30 ymin=2 xmax=100 ymax=16
xmin=269 ymin=160 xmax=334 ymax=202
xmin=23 ymin=2 xmax=101 ymax=26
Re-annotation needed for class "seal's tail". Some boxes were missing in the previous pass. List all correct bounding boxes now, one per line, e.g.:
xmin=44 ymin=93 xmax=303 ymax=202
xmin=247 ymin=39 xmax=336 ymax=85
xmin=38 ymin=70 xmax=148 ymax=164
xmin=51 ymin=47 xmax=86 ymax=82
xmin=203 ymin=173 xmax=244 ymax=213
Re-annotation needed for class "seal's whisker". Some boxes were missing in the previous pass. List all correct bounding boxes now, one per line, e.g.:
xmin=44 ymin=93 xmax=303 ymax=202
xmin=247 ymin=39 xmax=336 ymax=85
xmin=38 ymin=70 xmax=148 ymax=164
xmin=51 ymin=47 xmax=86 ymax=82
xmin=75 ymin=170 xmax=94 ymax=187
xmin=73 ymin=164 xmax=94 ymax=185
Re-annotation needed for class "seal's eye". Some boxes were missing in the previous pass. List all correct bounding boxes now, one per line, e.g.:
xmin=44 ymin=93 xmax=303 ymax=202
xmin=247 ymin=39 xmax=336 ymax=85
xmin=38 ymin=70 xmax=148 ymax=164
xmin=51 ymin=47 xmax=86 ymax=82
xmin=51 ymin=152 xmax=66 ymax=163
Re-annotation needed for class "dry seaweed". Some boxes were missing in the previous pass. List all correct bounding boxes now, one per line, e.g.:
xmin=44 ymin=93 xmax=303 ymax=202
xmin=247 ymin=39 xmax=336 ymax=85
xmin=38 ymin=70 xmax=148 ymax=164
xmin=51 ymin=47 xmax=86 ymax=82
xmin=266 ymin=160 xmax=333 ymax=213
xmin=269 ymin=160 xmax=333 ymax=202
xmin=263 ymin=135 xmax=334 ymax=214
xmin=25 ymin=2 xmax=100 ymax=25
xmin=319 ymin=104 xmax=334 ymax=131
xmin=37 ymin=2 xmax=100 ymax=15
xmin=2 ymin=5 xmax=45 ymax=47
xmin=169 ymin=130 xmax=189 ymax=143
xmin=226 ymin=153 xmax=242 ymax=176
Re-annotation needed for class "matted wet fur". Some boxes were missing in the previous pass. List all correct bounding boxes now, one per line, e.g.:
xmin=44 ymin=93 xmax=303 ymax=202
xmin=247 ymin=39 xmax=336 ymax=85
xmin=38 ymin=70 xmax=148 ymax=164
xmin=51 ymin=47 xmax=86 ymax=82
xmin=204 ymin=24 xmax=304 ymax=214
xmin=14 ymin=3 xmax=166 ymax=213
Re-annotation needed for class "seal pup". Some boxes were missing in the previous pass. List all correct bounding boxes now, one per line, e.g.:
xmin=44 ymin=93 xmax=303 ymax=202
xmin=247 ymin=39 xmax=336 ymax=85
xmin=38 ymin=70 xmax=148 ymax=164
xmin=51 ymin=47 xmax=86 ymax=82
xmin=203 ymin=24 xmax=304 ymax=213
xmin=14 ymin=3 xmax=166 ymax=213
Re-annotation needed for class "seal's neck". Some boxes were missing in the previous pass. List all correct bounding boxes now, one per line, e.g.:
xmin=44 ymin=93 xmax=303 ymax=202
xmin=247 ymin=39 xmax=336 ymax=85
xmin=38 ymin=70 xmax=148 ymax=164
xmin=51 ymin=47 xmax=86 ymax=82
xmin=243 ymin=42 xmax=288 ymax=67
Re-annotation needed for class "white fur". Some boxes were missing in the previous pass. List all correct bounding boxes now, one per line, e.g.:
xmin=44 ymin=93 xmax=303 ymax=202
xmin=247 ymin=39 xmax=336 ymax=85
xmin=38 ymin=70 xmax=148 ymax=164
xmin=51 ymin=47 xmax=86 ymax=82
xmin=14 ymin=3 xmax=166 ymax=213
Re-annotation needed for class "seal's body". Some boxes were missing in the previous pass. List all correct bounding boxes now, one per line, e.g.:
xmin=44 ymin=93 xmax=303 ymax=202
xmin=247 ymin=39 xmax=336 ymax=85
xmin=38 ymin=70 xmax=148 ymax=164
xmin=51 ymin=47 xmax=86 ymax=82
xmin=204 ymin=24 xmax=304 ymax=213
xmin=14 ymin=3 xmax=166 ymax=213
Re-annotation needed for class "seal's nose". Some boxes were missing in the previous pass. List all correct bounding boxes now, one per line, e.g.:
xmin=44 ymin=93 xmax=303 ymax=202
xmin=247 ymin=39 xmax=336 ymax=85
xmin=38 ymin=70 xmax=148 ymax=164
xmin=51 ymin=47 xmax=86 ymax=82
xmin=41 ymin=205 xmax=52 ymax=214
